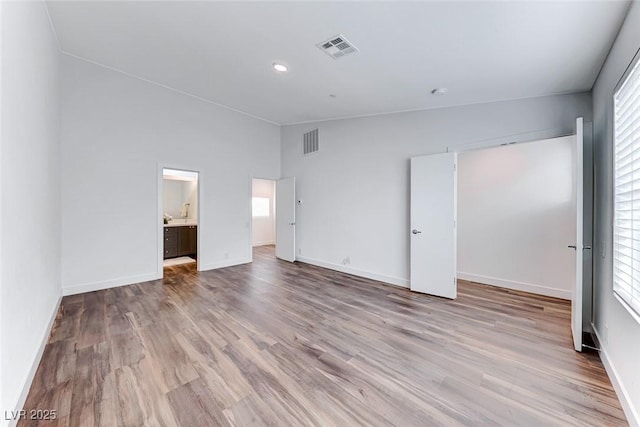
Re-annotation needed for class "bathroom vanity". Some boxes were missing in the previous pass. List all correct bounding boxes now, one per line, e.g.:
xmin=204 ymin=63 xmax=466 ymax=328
xmin=163 ymin=224 xmax=197 ymax=259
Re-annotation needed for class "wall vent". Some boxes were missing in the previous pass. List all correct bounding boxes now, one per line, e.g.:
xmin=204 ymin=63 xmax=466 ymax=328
xmin=303 ymin=129 xmax=319 ymax=155
xmin=316 ymin=34 xmax=359 ymax=59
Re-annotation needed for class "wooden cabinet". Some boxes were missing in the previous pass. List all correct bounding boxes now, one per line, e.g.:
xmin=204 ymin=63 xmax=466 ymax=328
xmin=177 ymin=225 xmax=197 ymax=257
xmin=163 ymin=225 xmax=197 ymax=259
xmin=164 ymin=227 xmax=178 ymax=259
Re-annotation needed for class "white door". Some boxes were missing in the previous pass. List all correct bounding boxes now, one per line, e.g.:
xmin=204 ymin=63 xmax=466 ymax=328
xmin=571 ymin=117 xmax=584 ymax=352
xmin=410 ymin=153 xmax=457 ymax=299
xmin=276 ymin=177 xmax=296 ymax=262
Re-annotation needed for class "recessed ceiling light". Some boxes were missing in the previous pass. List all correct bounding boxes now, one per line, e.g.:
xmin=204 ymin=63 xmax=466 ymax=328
xmin=431 ymin=88 xmax=448 ymax=96
xmin=273 ymin=62 xmax=288 ymax=72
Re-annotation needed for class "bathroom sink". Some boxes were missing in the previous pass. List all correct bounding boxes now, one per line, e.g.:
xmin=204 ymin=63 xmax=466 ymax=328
xmin=164 ymin=220 xmax=197 ymax=227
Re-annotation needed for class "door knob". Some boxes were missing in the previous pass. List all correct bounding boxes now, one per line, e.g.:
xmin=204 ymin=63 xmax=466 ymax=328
xmin=412 ymin=229 xmax=422 ymax=235
xmin=289 ymin=222 xmax=296 ymax=226
xmin=568 ymin=245 xmax=576 ymax=249
xmin=583 ymin=245 xmax=592 ymax=250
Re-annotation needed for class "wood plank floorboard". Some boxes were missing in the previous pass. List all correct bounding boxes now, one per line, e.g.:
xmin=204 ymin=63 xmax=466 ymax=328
xmin=19 ymin=245 xmax=627 ymax=426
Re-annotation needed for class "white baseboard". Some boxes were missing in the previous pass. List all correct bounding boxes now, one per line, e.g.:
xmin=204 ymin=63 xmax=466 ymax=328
xmin=297 ymin=256 xmax=409 ymax=288
xmin=199 ymin=257 xmax=251 ymax=272
xmin=62 ymin=257 xmax=254 ymax=297
xmin=9 ymin=294 xmax=62 ymax=427
xmin=252 ymin=241 xmax=275 ymax=247
xmin=62 ymin=272 xmax=161 ymax=296
xmin=456 ymin=272 xmax=571 ymax=300
xmin=592 ymin=324 xmax=640 ymax=427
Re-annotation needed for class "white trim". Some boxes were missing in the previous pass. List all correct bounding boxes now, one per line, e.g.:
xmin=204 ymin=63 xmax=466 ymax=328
xmin=253 ymin=241 xmax=276 ymax=247
xmin=297 ymin=256 xmax=409 ymax=288
xmin=158 ymin=164 xmax=202 ymax=276
xmin=592 ymin=324 xmax=640 ymax=427
xmin=613 ymin=292 xmax=640 ymax=325
xmin=248 ymin=176 xmax=255 ymax=263
xmin=457 ymin=272 xmax=571 ymax=300
xmin=199 ymin=257 xmax=252 ymax=272
xmin=157 ymin=164 xmax=164 ymax=277
xmin=448 ymin=126 xmax=583 ymax=154
xmin=0 ymin=1 xmax=4 ymax=420
xmin=42 ymin=2 xmax=61 ymax=52
xmin=250 ymin=176 xmax=279 ymax=263
xmin=9 ymin=295 xmax=62 ymax=427
xmin=62 ymin=272 xmax=161 ymax=296
xmin=61 ymin=52 xmax=280 ymax=126
xmin=283 ymin=90 xmax=588 ymax=127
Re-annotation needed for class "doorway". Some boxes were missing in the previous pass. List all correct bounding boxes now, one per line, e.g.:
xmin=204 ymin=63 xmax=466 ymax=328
xmin=161 ymin=168 xmax=199 ymax=272
xmin=251 ymin=178 xmax=277 ymax=252
xmin=251 ymin=177 xmax=297 ymax=262
xmin=410 ymin=119 xmax=591 ymax=351
xmin=456 ymin=135 xmax=577 ymax=301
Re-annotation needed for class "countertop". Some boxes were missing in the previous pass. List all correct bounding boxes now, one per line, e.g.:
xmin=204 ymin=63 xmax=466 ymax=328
xmin=164 ymin=221 xmax=197 ymax=227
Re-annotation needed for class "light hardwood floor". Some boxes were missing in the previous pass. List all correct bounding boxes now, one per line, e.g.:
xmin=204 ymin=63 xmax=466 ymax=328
xmin=20 ymin=246 xmax=626 ymax=426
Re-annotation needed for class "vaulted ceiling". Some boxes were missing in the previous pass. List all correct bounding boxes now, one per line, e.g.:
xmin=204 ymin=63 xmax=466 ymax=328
xmin=47 ymin=1 xmax=630 ymax=125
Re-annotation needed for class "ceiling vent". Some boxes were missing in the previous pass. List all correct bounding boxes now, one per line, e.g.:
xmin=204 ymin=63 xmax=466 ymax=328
xmin=316 ymin=34 xmax=359 ymax=59
xmin=303 ymin=129 xmax=319 ymax=155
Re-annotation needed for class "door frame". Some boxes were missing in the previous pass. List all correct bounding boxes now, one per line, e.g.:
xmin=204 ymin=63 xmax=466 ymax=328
xmin=248 ymin=175 xmax=279 ymax=262
xmin=448 ymin=126 xmax=576 ymax=153
xmin=443 ymin=122 xmax=593 ymax=348
xmin=157 ymin=164 xmax=203 ymax=277
xmin=439 ymin=126 xmax=584 ymax=288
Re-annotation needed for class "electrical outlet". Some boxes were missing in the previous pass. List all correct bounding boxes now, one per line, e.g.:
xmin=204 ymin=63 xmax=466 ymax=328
xmin=298 ymin=248 xmax=302 ymax=255
xmin=224 ymin=252 xmax=229 ymax=259
xmin=342 ymin=257 xmax=351 ymax=265
xmin=604 ymin=325 xmax=609 ymax=344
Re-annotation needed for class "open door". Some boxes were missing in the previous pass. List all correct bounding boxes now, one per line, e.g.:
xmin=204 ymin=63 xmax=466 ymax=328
xmin=276 ymin=177 xmax=296 ymax=262
xmin=410 ymin=153 xmax=457 ymax=299
xmin=570 ymin=117 xmax=584 ymax=352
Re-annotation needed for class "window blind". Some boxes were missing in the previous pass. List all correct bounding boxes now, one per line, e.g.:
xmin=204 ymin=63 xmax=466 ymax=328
xmin=614 ymin=55 xmax=640 ymax=320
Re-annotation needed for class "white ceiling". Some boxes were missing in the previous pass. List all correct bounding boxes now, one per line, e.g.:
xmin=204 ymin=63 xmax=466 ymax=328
xmin=47 ymin=1 xmax=630 ymax=125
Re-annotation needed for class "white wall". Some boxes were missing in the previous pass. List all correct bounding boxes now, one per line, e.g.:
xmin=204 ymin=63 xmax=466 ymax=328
xmin=281 ymin=92 xmax=592 ymax=287
xmin=163 ymin=178 xmax=197 ymax=221
xmin=60 ymin=55 xmax=280 ymax=294
xmin=592 ymin=1 xmax=640 ymax=424
xmin=457 ymin=136 xmax=576 ymax=299
xmin=0 ymin=1 xmax=61 ymax=423
xmin=252 ymin=178 xmax=275 ymax=246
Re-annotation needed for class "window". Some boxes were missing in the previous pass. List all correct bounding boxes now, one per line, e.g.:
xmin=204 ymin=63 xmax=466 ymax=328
xmin=252 ymin=197 xmax=270 ymax=217
xmin=613 ymin=54 xmax=640 ymax=321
